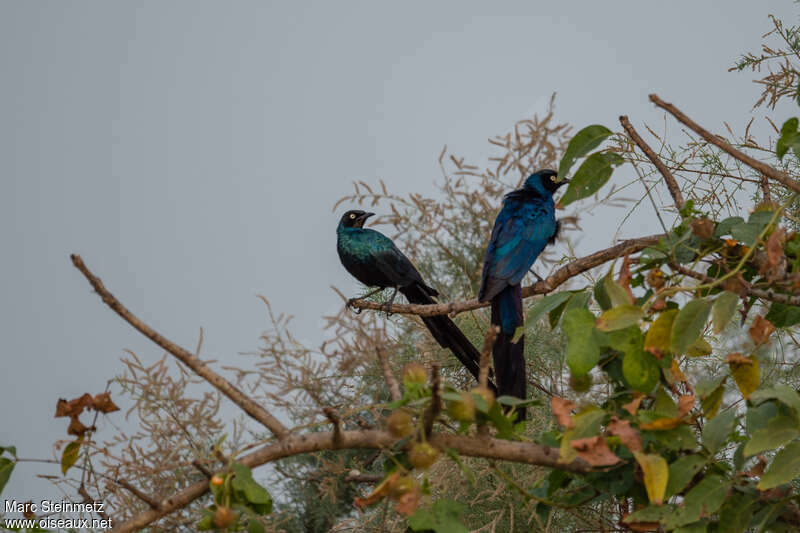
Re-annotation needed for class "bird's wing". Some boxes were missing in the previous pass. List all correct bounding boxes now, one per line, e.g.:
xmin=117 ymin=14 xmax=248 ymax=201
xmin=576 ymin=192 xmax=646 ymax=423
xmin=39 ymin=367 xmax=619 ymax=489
xmin=366 ymin=231 xmax=426 ymax=288
xmin=480 ymin=202 xmax=555 ymax=300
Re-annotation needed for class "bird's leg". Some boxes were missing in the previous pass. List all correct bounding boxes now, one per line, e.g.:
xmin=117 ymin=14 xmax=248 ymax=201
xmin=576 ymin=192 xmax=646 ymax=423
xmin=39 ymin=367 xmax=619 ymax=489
xmin=381 ymin=287 xmax=399 ymax=316
xmin=347 ymin=287 xmax=384 ymax=314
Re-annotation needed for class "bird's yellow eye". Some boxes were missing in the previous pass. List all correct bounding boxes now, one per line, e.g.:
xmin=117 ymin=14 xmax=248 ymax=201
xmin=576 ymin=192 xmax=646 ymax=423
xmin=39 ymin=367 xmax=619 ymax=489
xmin=550 ymin=175 xmax=557 ymax=181
xmin=349 ymin=213 xmax=356 ymax=219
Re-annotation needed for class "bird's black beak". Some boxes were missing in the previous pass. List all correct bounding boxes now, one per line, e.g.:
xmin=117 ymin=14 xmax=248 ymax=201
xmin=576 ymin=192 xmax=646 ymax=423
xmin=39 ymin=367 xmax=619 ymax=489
xmin=558 ymin=178 xmax=570 ymax=188
xmin=356 ymin=212 xmax=375 ymax=227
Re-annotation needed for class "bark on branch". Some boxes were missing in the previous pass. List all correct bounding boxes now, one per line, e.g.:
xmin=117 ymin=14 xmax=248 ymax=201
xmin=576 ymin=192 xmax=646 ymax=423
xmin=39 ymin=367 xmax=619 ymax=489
xmin=108 ymin=429 xmax=589 ymax=533
xmin=349 ymin=234 xmax=664 ymax=316
xmin=70 ymin=254 xmax=290 ymax=440
xmin=649 ymin=94 xmax=800 ymax=195
xmin=619 ymin=114 xmax=686 ymax=211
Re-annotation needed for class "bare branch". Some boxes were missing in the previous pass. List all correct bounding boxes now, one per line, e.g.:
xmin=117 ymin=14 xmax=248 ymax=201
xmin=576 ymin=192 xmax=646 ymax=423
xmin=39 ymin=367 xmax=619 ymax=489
xmin=649 ymin=94 xmax=800 ymax=195
xmin=349 ymin=235 xmax=664 ymax=317
xmin=620 ymin=115 xmax=685 ymax=211
xmin=108 ymin=429 xmax=589 ymax=533
xmin=70 ymin=254 xmax=290 ymax=440
xmin=422 ymin=365 xmax=441 ymax=437
xmin=669 ymin=263 xmax=800 ymax=306
xmin=114 ymin=478 xmax=161 ymax=510
xmin=479 ymin=326 xmax=499 ymax=391
xmin=376 ymin=347 xmax=401 ymax=402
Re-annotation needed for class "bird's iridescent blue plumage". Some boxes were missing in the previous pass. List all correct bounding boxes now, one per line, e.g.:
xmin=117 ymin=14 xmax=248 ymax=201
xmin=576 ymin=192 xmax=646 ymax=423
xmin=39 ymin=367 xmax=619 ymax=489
xmin=479 ymin=171 xmax=560 ymax=332
xmin=477 ymin=170 xmax=564 ymax=412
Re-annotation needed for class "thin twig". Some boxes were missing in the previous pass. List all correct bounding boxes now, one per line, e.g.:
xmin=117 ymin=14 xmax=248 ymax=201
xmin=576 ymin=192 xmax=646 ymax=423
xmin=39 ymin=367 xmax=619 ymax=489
xmin=422 ymin=365 xmax=441 ymax=437
xmin=114 ymin=478 xmax=161 ymax=510
xmin=376 ymin=347 xmax=401 ymax=402
xmin=70 ymin=254 xmax=290 ymax=440
xmin=479 ymin=326 xmax=499 ymax=391
xmin=649 ymin=94 xmax=800 ymax=195
xmin=620 ymin=115 xmax=686 ymax=211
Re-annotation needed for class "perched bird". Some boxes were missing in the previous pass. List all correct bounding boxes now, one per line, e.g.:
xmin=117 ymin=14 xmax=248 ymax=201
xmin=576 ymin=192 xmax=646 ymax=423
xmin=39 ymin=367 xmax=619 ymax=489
xmin=478 ymin=169 xmax=567 ymax=415
xmin=337 ymin=209 xmax=495 ymax=392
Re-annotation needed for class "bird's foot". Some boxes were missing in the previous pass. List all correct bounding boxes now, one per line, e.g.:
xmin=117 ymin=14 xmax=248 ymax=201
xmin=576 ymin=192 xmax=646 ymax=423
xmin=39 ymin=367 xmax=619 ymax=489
xmin=381 ymin=301 xmax=394 ymax=317
xmin=346 ymin=298 xmax=363 ymax=314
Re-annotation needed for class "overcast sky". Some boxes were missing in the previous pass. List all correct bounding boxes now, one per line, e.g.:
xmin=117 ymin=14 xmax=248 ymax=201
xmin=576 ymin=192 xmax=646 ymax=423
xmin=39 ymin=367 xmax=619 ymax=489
xmin=1 ymin=0 xmax=797 ymax=506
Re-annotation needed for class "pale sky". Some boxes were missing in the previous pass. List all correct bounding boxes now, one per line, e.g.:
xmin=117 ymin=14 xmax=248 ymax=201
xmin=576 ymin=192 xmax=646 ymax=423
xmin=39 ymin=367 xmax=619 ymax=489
xmin=1 ymin=0 xmax=797 ymax=506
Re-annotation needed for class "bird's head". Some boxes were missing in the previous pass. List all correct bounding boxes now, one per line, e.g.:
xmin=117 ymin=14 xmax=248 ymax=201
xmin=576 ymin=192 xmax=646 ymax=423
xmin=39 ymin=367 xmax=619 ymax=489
xmin=339 ymin=210 xmax=375 ymax=229
xmin=524 ymin=169 xmax=568 ymax=195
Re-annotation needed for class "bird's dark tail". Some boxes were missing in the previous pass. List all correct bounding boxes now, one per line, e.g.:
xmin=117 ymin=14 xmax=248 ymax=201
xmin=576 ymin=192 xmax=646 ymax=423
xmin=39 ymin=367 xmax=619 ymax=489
xmin=400 ymin=284 xmax=497 ymax=394
xmin=491 ymin=284 xmax=526 ymax=420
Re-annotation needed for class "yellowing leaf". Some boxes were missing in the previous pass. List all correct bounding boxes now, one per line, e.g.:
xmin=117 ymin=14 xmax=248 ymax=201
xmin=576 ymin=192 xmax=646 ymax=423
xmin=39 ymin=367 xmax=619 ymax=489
xmin=597 ymin=305 xmax=644 ymax=332
xmin=61 ymin=436 xmax=83 ymax=475
xmin=640 ymin=417 xmax=685 ymax=431
xmin=634 ymin=452 xmax=669 ymax=505
xmin=686 ymin=337 xmax=713 ymax=357
xmin=728 ymin=353 xmax=759 ymax=399
xmin=644 ymin=309 xmax=678 ymax=359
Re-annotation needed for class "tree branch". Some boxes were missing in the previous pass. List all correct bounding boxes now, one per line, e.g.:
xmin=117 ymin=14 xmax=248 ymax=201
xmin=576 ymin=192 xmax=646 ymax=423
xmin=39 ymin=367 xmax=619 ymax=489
xmin=649 ymin=94 xmax=800 ymax=195
xmin=108 ymin=429 xmax=589 ymax=533
xmin=376 ymin=347 xmax=401 ymax=402
xmin=70 ymin=254 xmax=290 ymax=440
xmin=620 ymin=115 xmax=685 ymax=211
xmin=349 ymin=235 xmax=664 ymax=316
xmin=669 ymin=263 xmax=800 ymax=306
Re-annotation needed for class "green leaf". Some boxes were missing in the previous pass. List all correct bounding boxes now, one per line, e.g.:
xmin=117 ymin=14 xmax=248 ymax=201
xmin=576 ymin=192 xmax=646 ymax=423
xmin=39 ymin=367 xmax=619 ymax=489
xmin=765 ymin=302 xmax=800 ymax=328
xmin=603 ymin=270 xmax=631 ymax=308
xmin=665 ymin=454 xmax=705 ymax=498
xmin=744 ymin=415 xmax=800 ymax=457
xmin=777 ymin=117 xmax=800 ymax=160
xmin=673 ymin=522 xmax=708 ymax=533
xmin=514 ymin=292 xmax=573 ymax=342
xmin=0 ymin=446 xmax=17 ymax=458
xmin=596 ymin=305 xmax=643 ymax=332
xmin=701 ymin=409 xmax=736 ymax=455
xmin=671 ymin=298 xmax=712 ymax=355
xmin=700 ymin=383 xmax=725 ymax=419
xmin=594 ymin=276 xmax=612 ymax=311
xmin=408 ymin=498 xmax=468 ymax=533
xmin=664 ymin=475 xmax=729 ymax=529
xmin=232 ymin=463 xmax=273 ymax=511
xmin=558 ymin=124 xmax=613 ymax=179
xmin=61 ymin=436 xmax=83 ymax=475
xmin=560 ymin=151 xmax=625 ymax=206
xmin=750 ymin=385 xmax=800 ymax=417
xmin=248 ymin=519 xmax=266 ymax=533
xmin=623 ymin=504 xmax=674 ymax=524
xmin=758 ymin=441 xmax=800 ymax=490
xmin=718 ymin=491 xmax=757 ymax=533
xmin=714 ymin=216 xmax=745 ymax=237
xmin=649 ymin=425 xmax=697 ymax=451
xmin=563 ymin=308 xmax=600 ymax=378
xmin=730 ymin=221 xmax=761 ymax=246
xmin=622 ymin=348 xmax=659 ymax=393
xmin=712 ymin=291 xmax=739 ymax=333
xmin=487 ymin=401 xmax=515 ymax=440
xmin=0 ymin=458 xmax=14 ymax=495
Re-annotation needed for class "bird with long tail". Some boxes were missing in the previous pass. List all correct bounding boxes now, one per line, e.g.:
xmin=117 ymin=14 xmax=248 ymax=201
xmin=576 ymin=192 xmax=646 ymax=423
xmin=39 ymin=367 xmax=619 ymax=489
xmin=337 ymin=209 xmax=496 ymax=393
xmin=478 ymin=169 xmax=567 ymax=419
